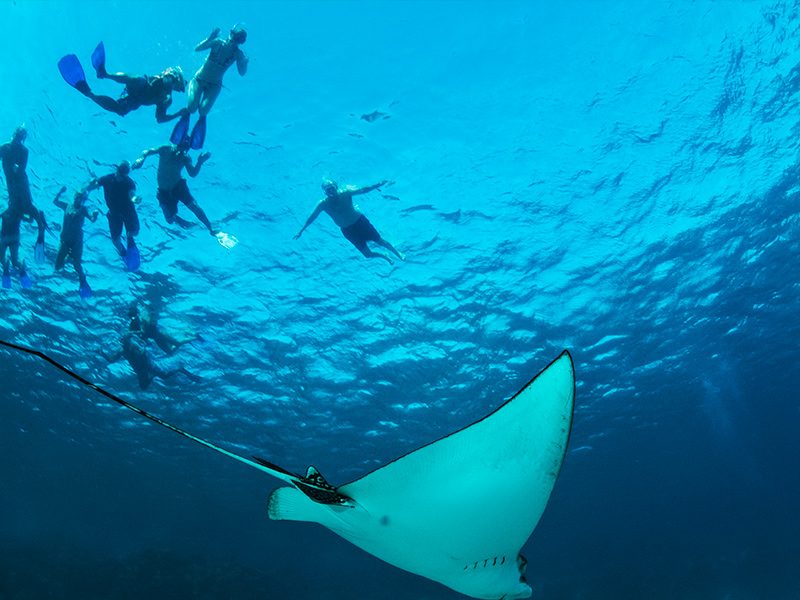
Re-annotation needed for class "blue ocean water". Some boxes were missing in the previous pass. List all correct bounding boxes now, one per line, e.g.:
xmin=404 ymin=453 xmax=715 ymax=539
xmin=1 ymin=1 xmax=799 ymax=598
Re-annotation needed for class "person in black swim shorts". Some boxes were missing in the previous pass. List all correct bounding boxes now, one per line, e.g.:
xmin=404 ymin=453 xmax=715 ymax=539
xmin=132 ymin=137 xmax=215 ymax=235
xmin=87 ymin=161 xmax=140 ymax=259
xmin=294 ymin=178 xmax=404 ymax=264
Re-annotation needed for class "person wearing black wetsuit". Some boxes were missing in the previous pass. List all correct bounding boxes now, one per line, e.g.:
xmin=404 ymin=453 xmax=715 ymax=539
xmin=88 ymin=161 xmax=140 ymax=259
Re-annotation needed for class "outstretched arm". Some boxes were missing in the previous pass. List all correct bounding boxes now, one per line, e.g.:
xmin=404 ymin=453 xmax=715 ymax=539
xmin=294 ymin=200 xmax=326 ymax=239
xmin=196 ymin=27 xmax=222 ymax=51
xmin=155 ymin=99 xmax=187 ymax=124
xmin=132 ymin=145 xmax=168 ymax=169
xmin=185 ymin=152 xmax=211 ymax=178
xmin=53 ymin=185 xmax=68 ymax=210
xmin=351 ymin=180 xmax=389 ymax=196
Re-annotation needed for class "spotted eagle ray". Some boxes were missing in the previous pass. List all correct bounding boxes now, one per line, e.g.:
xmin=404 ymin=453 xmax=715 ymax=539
xmin=0 ymin=340 xmax=574 ymax=600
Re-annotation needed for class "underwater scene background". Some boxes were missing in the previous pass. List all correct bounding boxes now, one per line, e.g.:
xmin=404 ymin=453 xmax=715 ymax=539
xmin=1 ymin=1 xmax=799 ymax=598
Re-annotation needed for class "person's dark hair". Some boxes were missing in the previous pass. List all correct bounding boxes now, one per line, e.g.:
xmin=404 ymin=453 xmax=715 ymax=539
xmin=117 ymin=160 xmax=131 ymax=176
xmin=231 ymin=24 xmax=247 ymax=44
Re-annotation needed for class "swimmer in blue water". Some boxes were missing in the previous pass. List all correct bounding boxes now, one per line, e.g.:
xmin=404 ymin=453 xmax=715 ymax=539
xmin=170 ymin=25 xmax=249 ymax=150
xmin=0 ymin=126 xmax=47 ymax=265
xmin=0 ymin=208 xmax=32 ymax=289
xmin=294 ymin=178 xmax=404 ymax=264
xmin=86 ymin=161 xmax=142 ymax=271
xmin=103 ymin=310 xmax=201 ymax=390
xmin=132 ymin=138 xmax=216 ymax=236
xmin=58 ymin=42 xmax=187 ymax=124
xmin=52 ymin=185 xmax=99 ymax=299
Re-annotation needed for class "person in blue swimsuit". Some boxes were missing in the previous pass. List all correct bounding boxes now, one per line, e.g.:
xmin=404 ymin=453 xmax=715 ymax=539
xmin=294 ymin=179 xmax=404 ymax=264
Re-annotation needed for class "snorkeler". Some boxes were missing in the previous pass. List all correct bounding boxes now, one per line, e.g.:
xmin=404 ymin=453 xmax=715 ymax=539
xmin=128 ymin=300 xmax=198 ymax=355
xmin=86 ymin=161 xmax=141 ymax=271
xmin=52 ymin=185 xmax=99 ymax=299
xmin=294 ymin=179 xmax=404 ymax=264
xmin=103 ymin=313 xmax=201 ymax=390
xmin=132 ymin=138 xmax=217 ymax=236
xmin=0 ymin=209 xmax=32 ymax=289
xmin=170 ymin=25 xmax=249 ymax=149
xmin=0 ymin=126 xmax=47 ymax=263
xmin=57 ymin=42 xmax=187 ymax=124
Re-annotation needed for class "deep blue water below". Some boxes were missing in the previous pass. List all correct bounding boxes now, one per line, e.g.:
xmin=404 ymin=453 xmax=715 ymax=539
xmin=2 ymin=1 xmax=800 ymax=599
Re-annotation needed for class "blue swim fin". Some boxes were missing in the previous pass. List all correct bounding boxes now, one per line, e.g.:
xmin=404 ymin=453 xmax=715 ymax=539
xmin=19 ymin=270 xmax=32 ymax=289
xmin=57 ymin=54 xmax=90 ymax=94
xmin=91 ymin=41 xmax=106 ymax=78
xmin=190 ymin=115 xmax=207 ymax=150
xmin=170 ymin=112 xmax=190 ymax=145
xmin=125 ymin=244 xmax=141 ymax=272
xmin=34 ymin=239 xmax=45 ymax=263
xmin=1 ymin=263 xmax=10 ymax=289
xmin=79 ymin=279 xmax=93 ymax=300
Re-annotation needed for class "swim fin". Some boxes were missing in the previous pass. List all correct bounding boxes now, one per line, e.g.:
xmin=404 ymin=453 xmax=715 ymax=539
xmin=170 ymin=112 xmax=190 ymax=145
xmin=125 ymin=244 xmax=141 ymax=272
xmin=190 ymin=115 xmax=207 ymax=149
xmin=34 ymin=239 xmax=45 ymax=263
xmin=19 ymin=270 xmax=32 ymax=289
xmin=215 ymin=231 xmax=238 ymax=249
xmin=1 ymin=263 xmax=10 ymax=289
xmin=79 ymin=279 xmax=92 ymax=300
xmin=91 ymin=41 xmax=107 ymax=78
xmin=57 ymin=54 xmax=90 ymax=95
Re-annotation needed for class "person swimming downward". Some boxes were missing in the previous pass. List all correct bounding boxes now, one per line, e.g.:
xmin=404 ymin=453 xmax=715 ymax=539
xmin=170 ymin=24 xmax=249 ymax=150
xmin=57 ymin=42 xmax=187 ymax=125
xmin=132 ymin=133 xmax=238 ymax=249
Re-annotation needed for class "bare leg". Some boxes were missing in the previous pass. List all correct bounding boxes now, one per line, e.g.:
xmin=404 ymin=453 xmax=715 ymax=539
xmin=187 ymin=78 xmax=201 ymax=113
xmin=376 ymin=237 xmax=405 ymax=261
xmin=154 ymin=362 xmax=201 ymax=383
xmin=198 ymin=85 xmax=222 ymax=116
xmin=184 ymin=201 xmax=215 ymax=234
xmin=357 ymin=245 xmax=393 ymax=264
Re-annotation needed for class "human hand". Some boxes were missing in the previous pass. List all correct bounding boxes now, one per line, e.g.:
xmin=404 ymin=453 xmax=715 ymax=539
xmin=199 ymin=152 xmax=212 ymax=163
xmin=132 ymin=157 xmax=144 ymax=170
xmin=59 ymin=185 xmax=67 ymax=194
xmin=293 ymin=231 xmax=302 ymax=240
xmin=210 ymin=27 xmax=220 ymax=39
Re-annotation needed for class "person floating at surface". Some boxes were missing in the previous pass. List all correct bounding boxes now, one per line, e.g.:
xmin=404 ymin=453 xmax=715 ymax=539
xmin=52 ymin=185 xmax=99 ymax=299
xmin=86 ymin=161 xmax=141 ymax=271
xmin=171 ymin=25 xmax=248 ymax=150
xmin=132 ymin=138 xmax=216 ymax=236
xmin=103 ymin=312 xmax=201 ymax=390
xmin=0 ymin=209 xmax=32 ymax=289
xmin=0 ymin=126 xmax=47 ymax=262
xmin=57 ymin=42 xmax=187 ymax=124
xmin=128 ymin=300 xmax=198 ymax=355
xmin=294 ymin=178 xmax=404 ymax=264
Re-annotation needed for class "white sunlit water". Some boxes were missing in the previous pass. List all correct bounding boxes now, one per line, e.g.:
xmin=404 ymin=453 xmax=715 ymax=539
xmin=1 ymin=2 xmax=800 ymax=599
